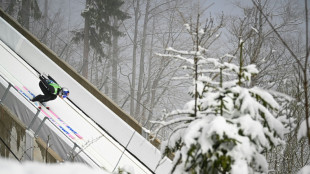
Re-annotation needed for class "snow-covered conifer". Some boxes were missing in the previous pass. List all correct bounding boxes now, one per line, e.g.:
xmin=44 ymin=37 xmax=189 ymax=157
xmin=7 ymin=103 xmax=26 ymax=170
xmin=153 ymin=21 xmax=288 ymax=174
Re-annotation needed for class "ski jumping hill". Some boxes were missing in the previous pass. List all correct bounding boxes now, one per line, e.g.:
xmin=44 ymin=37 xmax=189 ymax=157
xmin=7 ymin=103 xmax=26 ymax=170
xmin=0 ymin=8 xmax=171 ymax=174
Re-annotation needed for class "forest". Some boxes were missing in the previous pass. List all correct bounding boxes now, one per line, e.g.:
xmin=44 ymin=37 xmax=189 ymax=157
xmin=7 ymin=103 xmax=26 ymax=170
xmin=0 ymin=0 xmax=309 ymax=173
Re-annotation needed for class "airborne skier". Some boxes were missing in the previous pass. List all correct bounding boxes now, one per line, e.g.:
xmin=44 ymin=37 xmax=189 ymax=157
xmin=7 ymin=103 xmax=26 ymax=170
xmin=31 ymin=74 xmax=69 ymax=104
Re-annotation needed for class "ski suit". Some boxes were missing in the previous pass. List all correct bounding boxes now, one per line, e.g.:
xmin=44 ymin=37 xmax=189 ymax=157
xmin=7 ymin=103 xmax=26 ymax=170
xmin=31 ymin=75 xmax=61 ymax=103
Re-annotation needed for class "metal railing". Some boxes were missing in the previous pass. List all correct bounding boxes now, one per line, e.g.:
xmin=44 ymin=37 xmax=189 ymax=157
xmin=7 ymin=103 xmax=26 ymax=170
xmin=0 ymin=73 xmax=101 ymax=168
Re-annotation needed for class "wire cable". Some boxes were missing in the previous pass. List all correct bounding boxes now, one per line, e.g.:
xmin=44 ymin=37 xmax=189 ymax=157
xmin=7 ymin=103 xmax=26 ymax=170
xmin=0 ymin=135 xmax=20 ymax=162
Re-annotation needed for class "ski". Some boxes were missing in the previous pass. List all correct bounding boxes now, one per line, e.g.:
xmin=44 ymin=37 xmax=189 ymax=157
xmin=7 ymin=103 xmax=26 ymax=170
xmin=23 ymin=86 xmax=36 ymax=98
xmin=23 ymin=86 xmax=82 ymax=139
xmin=15 ymin=86 xmax=75 ymax=139
xmin=15 ymin=86 xmax=33 ymax=102
xmin=15 ymin=86 xmax=40 ymax=107
xmin=38 ymin=105 xmax=75 ymax=140
xmin=47 ymin=108 xmax=83 ymax=139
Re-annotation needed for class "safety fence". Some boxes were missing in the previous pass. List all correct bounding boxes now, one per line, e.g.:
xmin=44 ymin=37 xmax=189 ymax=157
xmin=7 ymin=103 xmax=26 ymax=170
xmin=0 ymin=73 xmax=102 ymax=168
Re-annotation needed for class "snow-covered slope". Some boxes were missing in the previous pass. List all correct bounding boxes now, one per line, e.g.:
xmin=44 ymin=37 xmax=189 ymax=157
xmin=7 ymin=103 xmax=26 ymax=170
xmin=0 ymin=12 xmax=171 ymax=174
xmin=0 ymin=157 xmax=111 ymax=174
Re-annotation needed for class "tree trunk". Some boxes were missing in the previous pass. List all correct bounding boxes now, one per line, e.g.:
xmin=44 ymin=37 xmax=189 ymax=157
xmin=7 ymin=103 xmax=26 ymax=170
xmin=194 ymin=13 xmax=200 ymax=117
xmin=82 ymin=0 xmax=90 ymax=79
xmin=141 ymin=17 xmax=155 ymax=126
xmin=20 ymin=0 xmax=30 ymax=30
xmin=104 ymin=46 xmax=111 ymax=95
xmin=135 ymin=0 xmax=150 ymax=118
xmin=303 ymin=0 xmax=310 ymax=145
xmin=130 ymin=0 xmax=140 ymax=116
xmin=112 ymin=16 xmax=119 ymax=102
xmin=42 ymin=0 xmax=48 ymax=44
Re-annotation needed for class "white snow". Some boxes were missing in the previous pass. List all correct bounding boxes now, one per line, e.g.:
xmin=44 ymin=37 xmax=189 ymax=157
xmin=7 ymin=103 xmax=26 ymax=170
xmin=0 ymin=157 xmax=111 ymax=174
xmin=196 ymin=80 xmax=204 ymax=96
xmin=249 ymin=87 xmax=280 ymax=109
xmin=298 ymin=165 xmax=310 ymax=174
xmin=154 ymin=33 xmax=289 ymax=174
xmin=184 ymin=23 xmax=191 ymax=31
xmin=298 ymin=119 xmax=310 ymax=140
xmin=251 ymin=26 xmax=259 ymax=33
xmin=231 ymin=159 xmax=248 ymax=174
xmin=235 ymin=114 xmax=269 ymax=147
xmin=198 ymin=28 xmax=205 ymax=35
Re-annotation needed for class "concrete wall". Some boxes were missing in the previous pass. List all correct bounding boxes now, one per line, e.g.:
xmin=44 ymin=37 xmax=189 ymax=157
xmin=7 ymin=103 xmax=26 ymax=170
xmin=0 ymin=104 xmax=62 ymax=163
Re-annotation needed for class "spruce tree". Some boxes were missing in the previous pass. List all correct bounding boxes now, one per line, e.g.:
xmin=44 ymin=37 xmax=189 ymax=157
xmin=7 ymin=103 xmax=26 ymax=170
xmin=6 ymin=0 xmax=41 ymax=30
xmin=153 ymin=21 xmax=288 ymax=174
xmin=71 ymin=0 xmax=130 ymax=78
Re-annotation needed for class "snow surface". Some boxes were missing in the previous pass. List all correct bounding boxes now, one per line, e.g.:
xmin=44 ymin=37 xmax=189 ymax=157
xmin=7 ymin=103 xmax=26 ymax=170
xmin=298 ymin=119 xmax=310 ymax=140
xmin=298 ymin=165 xmax=310 ymax=174
xmin=0 ymin=157 xmax=111 ymax=174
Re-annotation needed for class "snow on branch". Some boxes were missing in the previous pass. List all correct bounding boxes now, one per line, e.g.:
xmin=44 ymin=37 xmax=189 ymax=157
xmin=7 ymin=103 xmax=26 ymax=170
xmin=153 ymin=17 xmax=289 ymax=173
xmin=249 ymin=87 xmax=280 ymax=110
xmin=298 ymin=119 xmax=310 ymax=140
xmin=156 ymin=53 xmax=194 ymax=64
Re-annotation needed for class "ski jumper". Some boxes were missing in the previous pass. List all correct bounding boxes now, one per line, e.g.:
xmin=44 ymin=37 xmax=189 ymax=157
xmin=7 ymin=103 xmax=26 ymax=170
xmin=32 ymin=75 xmax=61 ymax=103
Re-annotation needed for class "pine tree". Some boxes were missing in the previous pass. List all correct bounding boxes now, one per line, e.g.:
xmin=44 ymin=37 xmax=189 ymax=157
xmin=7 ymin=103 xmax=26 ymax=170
xmin=6 ymin=0 xmax=41 ymax=30
xmin=71 ymin=0 xmax=130 ymax=78
xmin=153 ymin=20 xmax=288 ymax=174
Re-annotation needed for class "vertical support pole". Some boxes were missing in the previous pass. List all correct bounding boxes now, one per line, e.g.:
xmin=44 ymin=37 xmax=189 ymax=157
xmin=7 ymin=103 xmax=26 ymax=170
xmin=34 ymin=117 xmax=48 ymax=137
xmin=25 ymin=129 xmax=35 ymax=160
xmin=0 ymin=83 xmax=12 ymax=104
xmin=67 ymin=143 xmax=78 ymax=161
xmin=27 ymin=109 xmax=41 ymax=130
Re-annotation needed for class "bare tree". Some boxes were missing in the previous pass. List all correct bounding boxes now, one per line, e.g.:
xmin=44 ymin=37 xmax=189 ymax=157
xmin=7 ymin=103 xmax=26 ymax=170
xmin=251 ymin=0 xmax=310 ymax=145
xmin=129 ymin=0 xmax=140 ymax=116
xmin=111 ymin=16 xmax=120 ymax=101
xmin=134 ymin=0 xmax=151 ymax=118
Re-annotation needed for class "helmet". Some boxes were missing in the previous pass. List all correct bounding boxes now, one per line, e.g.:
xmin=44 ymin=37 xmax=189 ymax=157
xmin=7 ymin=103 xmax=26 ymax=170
xmin=60 ymin=87 xmax=69 ymax=98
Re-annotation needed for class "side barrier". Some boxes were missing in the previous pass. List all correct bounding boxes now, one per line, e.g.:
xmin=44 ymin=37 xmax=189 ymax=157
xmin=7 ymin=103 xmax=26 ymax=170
xmin=0 ymin=74 xmax=101 ymax=168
